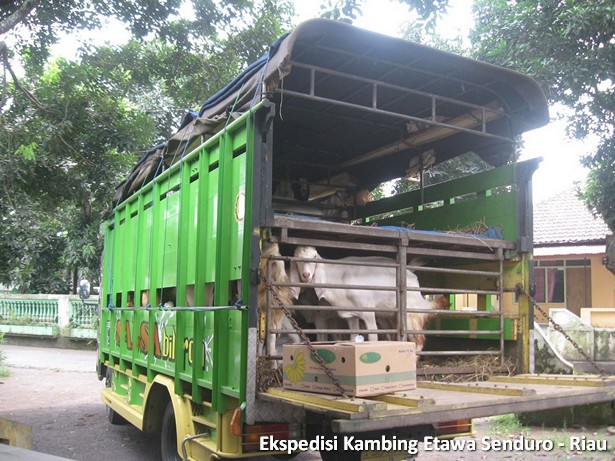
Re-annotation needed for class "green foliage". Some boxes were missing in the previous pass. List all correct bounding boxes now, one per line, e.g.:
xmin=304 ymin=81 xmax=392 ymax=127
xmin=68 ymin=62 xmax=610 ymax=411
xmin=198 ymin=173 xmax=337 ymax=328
xmin=0 ymin=0 xmax=293 ymax=293
xmin=319 ymin=0 xmax=449 ymax=27
xmin=0 ymin=52 xmax=156 ymax=292
xmin=579 ymin=138 xmax=615 ymax=231
xmin=471 ymin=0 xmax=615 ymax=234
xmin=14 ymin=142 xmax=38 ymax=160
xmin=1 ymin=0 xmax=183 ymax=67
xmin=489 ymin=413 xmax=529 ymax=437
xmin=0 ymin=333 xmax=9 ymax=377
xmin=384 ymin=152 xmax=491 ymax=197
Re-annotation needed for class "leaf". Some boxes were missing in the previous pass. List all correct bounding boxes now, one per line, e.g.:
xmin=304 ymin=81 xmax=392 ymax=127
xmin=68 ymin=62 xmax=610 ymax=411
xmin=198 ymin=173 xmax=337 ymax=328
xmin=15 ymin=142 xmax=38 ymax=161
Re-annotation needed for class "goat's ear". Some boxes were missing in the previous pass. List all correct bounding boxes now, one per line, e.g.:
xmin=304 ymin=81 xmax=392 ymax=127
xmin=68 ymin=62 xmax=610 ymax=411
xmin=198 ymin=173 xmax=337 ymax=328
xmin=288 ymin=261 xmax=300 ymax=300
xmin=311 ymin=259 xmax=327 ymax=300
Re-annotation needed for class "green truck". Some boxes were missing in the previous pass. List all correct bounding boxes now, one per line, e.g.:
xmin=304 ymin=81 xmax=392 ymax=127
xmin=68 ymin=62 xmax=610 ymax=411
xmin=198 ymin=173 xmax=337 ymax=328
xmin=97 ymin=19 xmax=615 ymax=461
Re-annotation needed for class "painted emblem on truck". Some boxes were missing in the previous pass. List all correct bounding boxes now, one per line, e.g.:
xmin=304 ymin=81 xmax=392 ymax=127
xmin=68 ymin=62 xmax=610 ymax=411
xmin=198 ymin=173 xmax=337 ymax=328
xmin=113 ymin=318 xmax=214 ymax=371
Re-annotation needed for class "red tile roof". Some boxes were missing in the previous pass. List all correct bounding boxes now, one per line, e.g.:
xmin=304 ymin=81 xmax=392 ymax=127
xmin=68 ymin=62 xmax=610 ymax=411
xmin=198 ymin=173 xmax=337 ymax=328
xmin=534 ymin=188 xmax=610 ymax=245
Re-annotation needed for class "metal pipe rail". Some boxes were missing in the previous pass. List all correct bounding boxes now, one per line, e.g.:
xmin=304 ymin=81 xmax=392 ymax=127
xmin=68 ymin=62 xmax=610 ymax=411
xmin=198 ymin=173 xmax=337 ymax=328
xmin=264 ymin=216 xmax=509 ymax=372
xmin=270 ymin=304 xmax=507 ymax=318
xmin=283 ymin=61 xmax=512 ymax=152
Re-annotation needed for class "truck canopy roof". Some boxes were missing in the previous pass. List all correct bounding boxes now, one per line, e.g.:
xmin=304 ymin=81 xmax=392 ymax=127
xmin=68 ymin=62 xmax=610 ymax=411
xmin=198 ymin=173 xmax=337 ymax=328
xmin=114 ymin=19 xmax=549 ymax=204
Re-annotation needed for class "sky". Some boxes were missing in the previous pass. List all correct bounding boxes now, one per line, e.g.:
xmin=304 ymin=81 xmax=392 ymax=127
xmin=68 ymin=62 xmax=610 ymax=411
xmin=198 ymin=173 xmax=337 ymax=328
xmin=49 ymin=0 xmax=593 ymax=204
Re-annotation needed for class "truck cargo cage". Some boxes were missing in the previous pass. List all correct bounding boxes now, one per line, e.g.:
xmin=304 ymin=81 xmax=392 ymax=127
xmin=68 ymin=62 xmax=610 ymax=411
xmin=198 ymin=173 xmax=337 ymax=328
xmin=257 ymin=213 xmax=516 ymax=377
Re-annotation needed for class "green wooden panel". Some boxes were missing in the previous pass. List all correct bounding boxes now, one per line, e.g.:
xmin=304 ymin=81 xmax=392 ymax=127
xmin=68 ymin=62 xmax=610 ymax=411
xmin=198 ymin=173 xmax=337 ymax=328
xmin=123 ymin=202 xmax=138 ymax=300
xmin=99 ymin=105 xmax=261 ymax=413
xmin=186 ymin=163 xmax=199 ymax=285
xmin=136 ymin=202 xmax=153 ymax=298
xmin=360 ymin=163 xmax=515 ymax=219
xmin=205 ymin=150 xmax=219 ymax=284
xmin=113 ymin=208 xmax=126 ymax=298
xmin=431 ymin=317 xmax=516 ymax=341
xmin=229 ymin=152 xmax=247 ymax=280
xmin=160 ymin=175 xmax=180 ymax=289
xmin=371 ymin=190 xmax=517 ymax=241
xmin=133 ymin=309 xmax=149 ymax=369
xmin=149 ymin=310 xmax=177 ymax=375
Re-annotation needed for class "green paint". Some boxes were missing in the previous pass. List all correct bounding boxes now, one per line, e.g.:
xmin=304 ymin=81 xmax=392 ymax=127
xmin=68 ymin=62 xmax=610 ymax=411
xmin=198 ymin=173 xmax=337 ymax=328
xmin=359 ymin=352 xmax=382 ymax=364
xmin=310 ymin=349 xmax=337 ymax=364
xmin=99 ymin=104 xmax=267 ymax=417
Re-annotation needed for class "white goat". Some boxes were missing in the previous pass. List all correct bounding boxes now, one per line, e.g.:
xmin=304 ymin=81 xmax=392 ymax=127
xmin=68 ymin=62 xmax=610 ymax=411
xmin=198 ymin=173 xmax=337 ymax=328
xmin=290 ymin=246 xmax=382 ymax=342
xmin=258 ymin=242 xmax=300 ymax=367
xmin=290 ymin=245 xmax=443 ymax=352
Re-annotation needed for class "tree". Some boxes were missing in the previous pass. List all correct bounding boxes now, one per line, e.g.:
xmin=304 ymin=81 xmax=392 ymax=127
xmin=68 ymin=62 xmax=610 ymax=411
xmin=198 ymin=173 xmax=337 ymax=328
xmin=470 ymin=0 xmax=615 ymax=236
xmin=319 ymin=0 xmax=450 ymax=27
xmin=0 ymin=55 xmax=156 ymax=292
xmin=0 ymin=0 xmax=294 ymax=292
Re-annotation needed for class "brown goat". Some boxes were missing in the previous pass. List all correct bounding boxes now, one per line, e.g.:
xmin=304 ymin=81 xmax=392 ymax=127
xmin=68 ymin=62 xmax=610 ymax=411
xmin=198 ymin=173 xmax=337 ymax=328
xmin=258 ymin=242 xmax=299 ymax=367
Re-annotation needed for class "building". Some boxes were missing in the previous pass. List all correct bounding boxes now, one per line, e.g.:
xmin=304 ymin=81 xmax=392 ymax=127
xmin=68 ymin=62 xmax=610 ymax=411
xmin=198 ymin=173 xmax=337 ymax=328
xmin=533 ymin=187 xmax=614 ymax=316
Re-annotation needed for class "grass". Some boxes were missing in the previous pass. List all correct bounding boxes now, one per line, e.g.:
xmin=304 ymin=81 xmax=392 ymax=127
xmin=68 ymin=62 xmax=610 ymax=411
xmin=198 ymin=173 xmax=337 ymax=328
xmin=486 ymin=413 xmax=615 ymax=454
xmin=0 ymin=333 xmax=10 ymax=377
xmin=488 ymin=413 xmax=529 ymax=437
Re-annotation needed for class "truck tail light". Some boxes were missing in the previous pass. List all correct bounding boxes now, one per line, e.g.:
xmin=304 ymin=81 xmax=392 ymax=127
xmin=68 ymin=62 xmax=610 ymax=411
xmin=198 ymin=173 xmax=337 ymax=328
xmin=436 ymin=419 xmax=473 ymax=437
xmin=242 ymin=423 xmax=301 ymax=452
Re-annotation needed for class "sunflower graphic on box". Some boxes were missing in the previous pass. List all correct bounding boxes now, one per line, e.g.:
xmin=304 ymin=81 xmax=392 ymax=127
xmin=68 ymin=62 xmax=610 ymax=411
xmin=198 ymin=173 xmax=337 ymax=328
xmin=284 ymin=351 xmax=306 ymax=382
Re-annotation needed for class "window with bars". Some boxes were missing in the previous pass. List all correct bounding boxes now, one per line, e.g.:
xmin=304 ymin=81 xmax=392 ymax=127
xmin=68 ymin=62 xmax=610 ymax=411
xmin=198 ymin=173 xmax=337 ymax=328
xmin=531 ymin=259 xmax=591 ymax=306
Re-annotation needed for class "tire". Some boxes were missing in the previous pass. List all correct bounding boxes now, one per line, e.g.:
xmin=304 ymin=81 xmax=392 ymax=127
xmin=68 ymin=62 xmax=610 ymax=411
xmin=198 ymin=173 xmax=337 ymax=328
xmin=320 ymin=450 xmax=361 ymax=461
xmin=105 ymin=368 xmax=127 ymax=425
xmin=106 ymin=404 xmax=128 ymax=425
xmin=160 ymin=401 xmax=182 ymax=461
xmin=273 ymin=454 xmax=299 ymax=461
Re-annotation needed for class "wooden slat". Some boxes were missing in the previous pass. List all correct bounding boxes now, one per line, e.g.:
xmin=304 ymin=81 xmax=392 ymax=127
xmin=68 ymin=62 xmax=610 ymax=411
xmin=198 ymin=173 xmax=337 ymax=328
xmin=418 ymin=381 xmax=536 ymax=396
xmin=419 ymin=366 xmax=507 ymax=376
xmin=262 ymin=388 xmax=386 ymax=416
xmin=488 ymin=374 xmax=615 ymax=387
xmin=273 ymin=214 xmax=515 ymax=250
xmin=371 ymin=393 xmax=435 ymax=408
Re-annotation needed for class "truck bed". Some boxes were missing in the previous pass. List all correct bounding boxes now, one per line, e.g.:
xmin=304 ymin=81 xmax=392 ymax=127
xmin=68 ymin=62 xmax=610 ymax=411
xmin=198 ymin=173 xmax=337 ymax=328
xmin=259 ymin=375 xmax=615 ymax=433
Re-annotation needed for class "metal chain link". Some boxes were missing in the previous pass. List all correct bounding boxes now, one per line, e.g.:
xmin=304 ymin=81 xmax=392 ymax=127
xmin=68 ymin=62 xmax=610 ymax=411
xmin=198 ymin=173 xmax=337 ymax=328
xmin=259 ymin=266 xmax=350 ymax=398
xmin=516 ymin=283 xmax=606 ymax=376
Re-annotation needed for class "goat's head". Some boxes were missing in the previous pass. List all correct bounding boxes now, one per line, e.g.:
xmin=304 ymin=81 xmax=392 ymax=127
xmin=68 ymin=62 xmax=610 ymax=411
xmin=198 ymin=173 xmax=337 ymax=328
xmin=293 ymin=246 xmax=320 ymax=283
xmin=289 ymin=246 xmax=322 ymax=300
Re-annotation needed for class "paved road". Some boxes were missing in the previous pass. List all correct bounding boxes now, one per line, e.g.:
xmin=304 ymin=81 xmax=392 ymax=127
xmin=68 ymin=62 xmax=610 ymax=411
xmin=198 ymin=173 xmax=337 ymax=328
xmin=2 ymin=344 xmax=96 ymax=372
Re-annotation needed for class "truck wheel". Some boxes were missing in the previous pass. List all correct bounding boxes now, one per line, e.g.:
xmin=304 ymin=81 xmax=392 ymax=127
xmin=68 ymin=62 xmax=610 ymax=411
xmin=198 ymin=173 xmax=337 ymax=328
xmin=161 ymin=401 xmax=182 ymax=461
xmin=107 ymin=405 xmax=127 ymax=425
xmin=105 ymin=368 xmax=127 ymax=425
xmin=320 ymin=450 xmax=361 ymax=461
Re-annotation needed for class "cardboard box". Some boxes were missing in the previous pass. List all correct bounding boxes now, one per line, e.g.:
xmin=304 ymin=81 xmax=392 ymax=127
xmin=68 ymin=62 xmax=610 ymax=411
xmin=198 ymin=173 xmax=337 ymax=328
xmin=282 ymin=341 xmax=416 ymax=397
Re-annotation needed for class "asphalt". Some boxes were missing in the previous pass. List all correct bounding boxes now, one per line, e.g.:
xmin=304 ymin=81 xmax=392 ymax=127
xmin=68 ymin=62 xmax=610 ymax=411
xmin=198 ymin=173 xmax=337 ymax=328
xmin=1 ymin=344 xmax=97 ymax=373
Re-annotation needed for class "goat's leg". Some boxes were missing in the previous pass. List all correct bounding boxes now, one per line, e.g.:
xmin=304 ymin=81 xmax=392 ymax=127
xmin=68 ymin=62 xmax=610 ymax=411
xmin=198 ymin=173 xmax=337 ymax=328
xmin=266 ymin=331 xmax=279 ymax=369
xmin=344 ymin=314 xmax=378 ymax=342
xmin=313 ymin=315 xmax=330 ymax=341
xmin=283 ymin=315 xmax=302 ymax=344
xmin=376 ymin=315 xmax=394 ymax=341
xmin=361 ymin=312 xmax=379 ymax=342
xmin=345 ymin=316 xmax=361 ymax=341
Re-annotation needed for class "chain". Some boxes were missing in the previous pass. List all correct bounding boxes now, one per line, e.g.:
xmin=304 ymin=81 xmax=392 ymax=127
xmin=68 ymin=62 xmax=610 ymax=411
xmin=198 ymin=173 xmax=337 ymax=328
xmin=259 ymin=266 xmax=350 ymax=398
xmin=516 ymin=283 xmax=606 ymax=376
